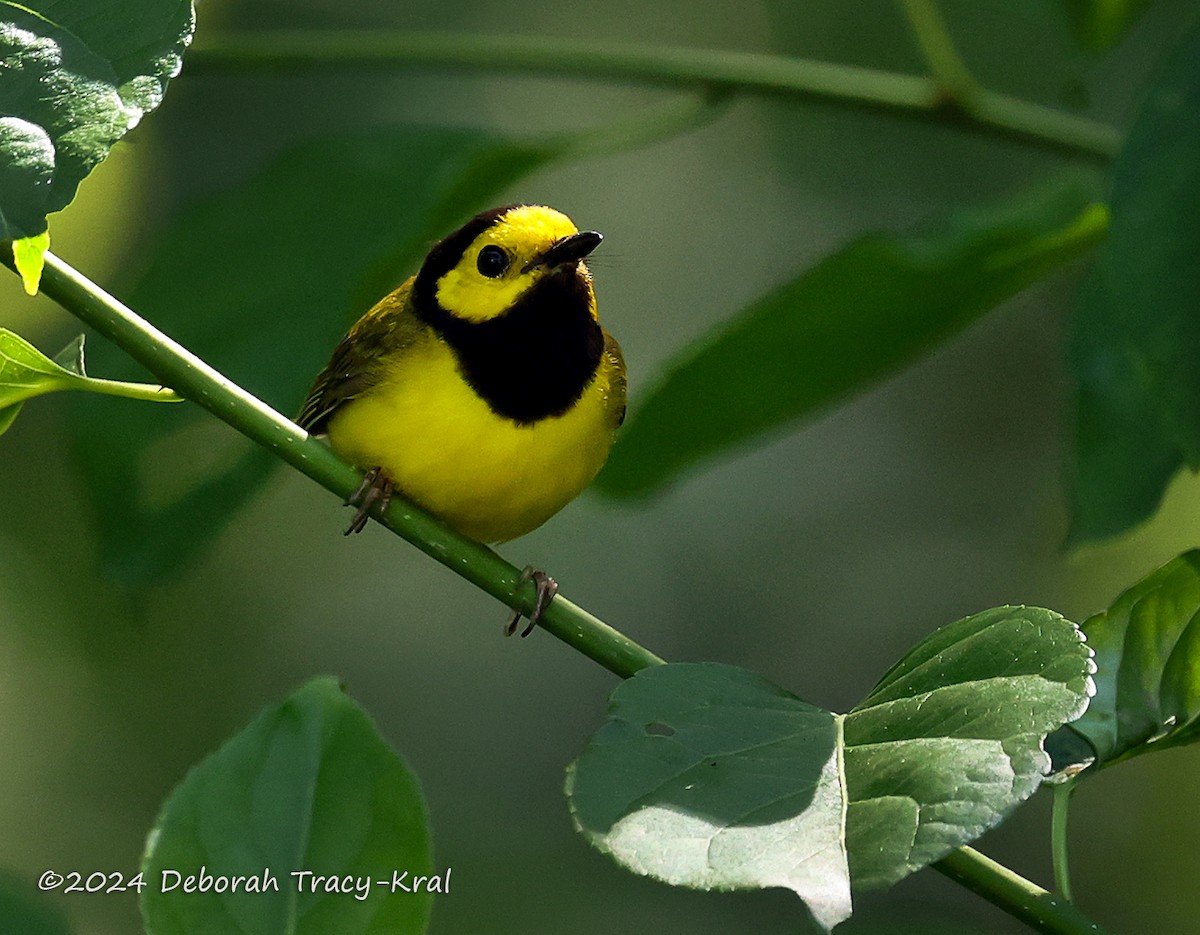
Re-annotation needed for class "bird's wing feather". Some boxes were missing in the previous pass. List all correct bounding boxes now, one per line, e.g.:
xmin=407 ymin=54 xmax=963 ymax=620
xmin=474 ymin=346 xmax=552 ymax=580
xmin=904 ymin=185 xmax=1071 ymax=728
xmin=296 ymin=277 xmax=420 ymax=433
xmin=603 ymin=328 xmax=628 ymax=428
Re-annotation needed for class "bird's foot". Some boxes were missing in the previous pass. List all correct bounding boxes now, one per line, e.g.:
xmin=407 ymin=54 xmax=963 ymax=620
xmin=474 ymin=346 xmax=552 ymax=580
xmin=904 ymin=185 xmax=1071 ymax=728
xmin=504 ymin=566 xmax=558 ymax=638
xmin=344 ymin=466 xmax=393 ymax=535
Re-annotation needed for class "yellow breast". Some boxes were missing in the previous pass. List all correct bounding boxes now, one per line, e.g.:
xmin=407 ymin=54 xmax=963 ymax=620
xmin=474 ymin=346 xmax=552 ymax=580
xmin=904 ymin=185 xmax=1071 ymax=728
xmin=325 ymin=329 xmax=623 ymax=543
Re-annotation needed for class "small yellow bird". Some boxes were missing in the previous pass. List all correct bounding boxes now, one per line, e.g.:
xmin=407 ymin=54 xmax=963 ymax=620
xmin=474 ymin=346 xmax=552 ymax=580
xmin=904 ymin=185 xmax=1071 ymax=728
xmin=298 ymin=204 xmax=626 ymax=634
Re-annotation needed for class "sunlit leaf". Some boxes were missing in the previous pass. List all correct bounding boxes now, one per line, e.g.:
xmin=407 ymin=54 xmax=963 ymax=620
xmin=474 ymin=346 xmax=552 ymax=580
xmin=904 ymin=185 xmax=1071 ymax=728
xmin=12 ymin=231 xmax=49 ymax=294
xmin=0 ymin=0 xmax=193 ymax=240
xmin=0 ymin=329 xmax=180 ymax=437
xmin=598 ymin=178 xmax=1107 ymax=498
xmin=1068 ymin=19 xmax=1200 ymax=543
xmin=1053 ymin=551 xmax=1200 ymax=770
xmin=567 ymin=663 xmax=851 ymax=931
xmin=67 ymin=128 xmax=555 ymax=584
xmin=0 ymin=403 xmax=21 ymax=435
xmin=844 ymin=606 xmax=1093 ymax=890
xmin=568 ymin=610 xmax=1092 ymax=925
xmin=141 ymin=677 xmax=434 ymax=935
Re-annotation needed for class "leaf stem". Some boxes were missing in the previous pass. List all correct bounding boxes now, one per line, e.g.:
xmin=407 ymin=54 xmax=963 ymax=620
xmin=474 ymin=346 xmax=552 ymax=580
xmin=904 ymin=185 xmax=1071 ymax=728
xmin=1051 ymin=779 xmax=1077 ymax=901
xmin=898 ymin=0 xmax=978 ymax=104
xmin=5 ymin=250 xmax=663 ymax=680
xmin=59 ymin=376 xmax=183 ymax=403
xmin=185 ymin=31 xmax=1121 ymax=163
xmin=935 ymin=846 xmax=1107 ymax=935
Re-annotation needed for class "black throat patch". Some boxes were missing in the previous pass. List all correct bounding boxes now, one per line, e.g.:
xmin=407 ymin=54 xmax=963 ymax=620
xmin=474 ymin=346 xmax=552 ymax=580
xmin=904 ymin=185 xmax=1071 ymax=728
xmin=416 ymin=271 xmax=604 ymax=424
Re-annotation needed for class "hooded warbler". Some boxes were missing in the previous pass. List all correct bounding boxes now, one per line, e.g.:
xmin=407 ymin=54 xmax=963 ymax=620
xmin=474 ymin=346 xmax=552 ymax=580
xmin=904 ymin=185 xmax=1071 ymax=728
xmin=298 ymin=204 xmax=626 ymax=632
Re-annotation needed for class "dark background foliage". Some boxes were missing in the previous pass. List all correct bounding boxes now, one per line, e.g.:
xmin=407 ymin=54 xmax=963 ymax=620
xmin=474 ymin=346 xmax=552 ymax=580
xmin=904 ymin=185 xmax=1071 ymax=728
xmin=2 ymin=1 xmax=1199 ymax=932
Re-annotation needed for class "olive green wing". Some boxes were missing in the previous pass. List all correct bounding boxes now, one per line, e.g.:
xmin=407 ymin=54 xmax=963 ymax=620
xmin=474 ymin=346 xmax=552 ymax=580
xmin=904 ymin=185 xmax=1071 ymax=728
xmin=296 ymin=277 xmax=421 ymax=434
xmin=603 ymin=328 xmax=628 ymax=429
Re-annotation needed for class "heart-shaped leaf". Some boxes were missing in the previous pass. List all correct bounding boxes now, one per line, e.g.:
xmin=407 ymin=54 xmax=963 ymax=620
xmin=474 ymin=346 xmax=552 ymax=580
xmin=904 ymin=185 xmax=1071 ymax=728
xmin=567 ymin=663 xmax=851 ymax=931
xmin=141 ymin=677 xmax=434 ymax=935
xmin=568 ymin=609 xmax=1093 ymax=928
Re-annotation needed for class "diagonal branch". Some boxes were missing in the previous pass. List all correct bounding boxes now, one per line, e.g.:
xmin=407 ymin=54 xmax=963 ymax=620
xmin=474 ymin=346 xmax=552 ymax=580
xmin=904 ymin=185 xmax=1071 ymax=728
xmin=3 ymin=248 xmax=663 ymax=680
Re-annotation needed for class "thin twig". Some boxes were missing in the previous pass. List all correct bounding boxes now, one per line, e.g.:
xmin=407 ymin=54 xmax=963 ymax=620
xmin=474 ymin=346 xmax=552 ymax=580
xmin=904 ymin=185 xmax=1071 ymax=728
xmin=185 ymin=31 xmax=1121 ymax=163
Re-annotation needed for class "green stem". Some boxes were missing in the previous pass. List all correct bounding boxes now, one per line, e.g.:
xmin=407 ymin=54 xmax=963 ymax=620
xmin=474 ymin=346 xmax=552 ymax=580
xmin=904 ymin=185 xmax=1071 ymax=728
xmin=59 ymin=376 xmax=183 ymax=403
xmin=935 ymin=846 xmax=1109 ymax=935
xmin=185 ymin=31 xmax=1121 ymax=163
xmin=1051 ymin=779 xmax=1077 ymax=901
xmin=899 ymin=0 xmax=978 ymax=104
xmin=1 ymin=250 xmax=1111 ymax=935
xmin=8 ymin=250 xmax=664 ymax=680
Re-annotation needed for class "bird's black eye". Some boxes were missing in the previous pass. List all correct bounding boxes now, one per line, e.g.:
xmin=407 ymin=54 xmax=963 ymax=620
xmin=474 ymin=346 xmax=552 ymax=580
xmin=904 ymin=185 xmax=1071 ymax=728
xmin=476 ymin=245 xmax=510 ymax=278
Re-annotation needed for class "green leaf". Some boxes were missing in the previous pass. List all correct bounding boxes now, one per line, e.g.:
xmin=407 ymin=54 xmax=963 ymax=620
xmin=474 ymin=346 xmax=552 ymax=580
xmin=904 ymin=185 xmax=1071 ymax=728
xmin=67 ymin=127 xmax=555 ymax=585
xmin=0 ymin=0 xmax=194 ymax=240
xmin=597 ymin=177 xmax=1107 ymax=498
xmin=1060 ymin=0 xmax=1154 ymax=50
xmin=568 ymin=615 xmax=1092 ymax=925
xmin=12 ymin=230 xmax=49 ymax=294
xmin=0 ymin=329 xmax=180 ymax=436
xmin=566 ymin=663 xmax=851 ymax=932
xmin=1055 ymin=551 xmax=1200 ymax=770
xmin=0 ymin=402 xmax=22 ymax=435
xmin=1067 ymin=19 xmax=1200 ymax=543
xmin=0 ymin=869 xmax=72 ymax=935
xmin=843 ymin=606 xmax=1093 ymax=890
xmin=141 ymin=677 xmax=434 ymax=935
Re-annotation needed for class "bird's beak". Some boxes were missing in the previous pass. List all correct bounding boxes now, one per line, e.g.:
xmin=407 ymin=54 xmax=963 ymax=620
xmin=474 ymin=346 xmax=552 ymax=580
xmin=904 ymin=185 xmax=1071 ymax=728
xmin=526 ymin=230 xmax=603 ymax=272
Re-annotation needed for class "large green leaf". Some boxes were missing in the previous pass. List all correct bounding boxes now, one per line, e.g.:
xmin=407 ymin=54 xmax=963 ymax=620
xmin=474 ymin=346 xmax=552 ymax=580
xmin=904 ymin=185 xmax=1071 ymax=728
xmin=0 ymin=0 xmax=193 ymax=241
xmin=843 ymin=606 xmax=1093 ymax=890
xmin=141 ymin=677 xmax=434 ymax=935
xmin=567 ymin=663 xmax=851 ymax=931
xmin=1068 ymin=19 xmax=1200 ymax=543
xmin=567 ymin=610 xmax=1092 ymax=927
xmin=1060 ymin=0 xmax=1155 ymax=50
xmin=66 ymin=128 xmax=554 ymax=584
xmin=1055 ymin=551 xmax=1200 ymax=769
xmin=597 ymin=178 xmax=1107 ymax=499
xmin=0 ymin=329 xmax=180 ymax=436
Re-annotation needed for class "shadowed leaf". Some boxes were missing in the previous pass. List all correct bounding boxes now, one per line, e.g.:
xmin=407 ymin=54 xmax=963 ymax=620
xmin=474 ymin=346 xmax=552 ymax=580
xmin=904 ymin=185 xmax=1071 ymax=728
xmin=1053 ymin=551 xmax=1200 ymax=771
xmin=141 ymin=677 xmax=433 ymax=935
xmin=1068 ymin=19 xmax=1200 ymax=543
xmin=598 ymin=178 xmax=1106 ymax=499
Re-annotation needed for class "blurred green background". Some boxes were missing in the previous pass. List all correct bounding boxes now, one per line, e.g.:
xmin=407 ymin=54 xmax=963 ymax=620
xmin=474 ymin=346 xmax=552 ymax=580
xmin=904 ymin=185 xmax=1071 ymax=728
xmin=3 ymin=0 xmax=1199 ymax=932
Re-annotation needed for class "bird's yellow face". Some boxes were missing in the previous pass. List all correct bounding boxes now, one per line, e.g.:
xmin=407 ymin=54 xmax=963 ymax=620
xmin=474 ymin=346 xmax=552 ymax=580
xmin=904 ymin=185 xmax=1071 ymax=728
xmin=426 ymin=205 xmax=600 ymax=324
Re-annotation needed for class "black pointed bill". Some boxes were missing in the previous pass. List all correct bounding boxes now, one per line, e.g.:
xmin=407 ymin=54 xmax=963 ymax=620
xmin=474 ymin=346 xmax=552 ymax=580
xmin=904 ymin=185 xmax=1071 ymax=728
xmin=525 ymin=230 xmax=603 ymax=271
